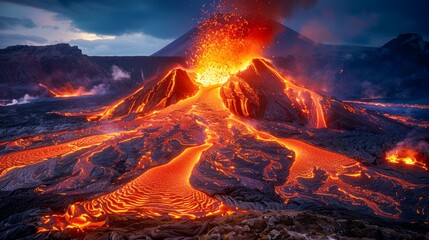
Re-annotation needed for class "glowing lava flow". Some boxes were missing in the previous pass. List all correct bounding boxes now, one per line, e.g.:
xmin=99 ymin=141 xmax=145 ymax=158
xmin=34 ymin=81 xmax=421 ymax=233
xmin=39 ymin=83 xmax=97 ymax=98
xmin=39 ymin=122 xmax=223 ymax=231
xmin=228 ymin=116 xmax=404 ymax=218
xmin=0 ymin=133 xmax=120 ymax=177
xmin=343 ymin=100 xmax=429 ymax=110
xmin=386 ymin=147 xmax=428 ymax=170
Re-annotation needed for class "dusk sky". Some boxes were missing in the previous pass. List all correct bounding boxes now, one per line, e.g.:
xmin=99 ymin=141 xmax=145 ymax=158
xmin=1 ymin=0 xmax=428 ymax=56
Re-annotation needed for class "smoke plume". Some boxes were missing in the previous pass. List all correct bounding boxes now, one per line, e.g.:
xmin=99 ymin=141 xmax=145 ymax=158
xmin=0 ymin=94 xmax=37 ymax=107
xmin=111 ymin=65 xmax=131 ymax=81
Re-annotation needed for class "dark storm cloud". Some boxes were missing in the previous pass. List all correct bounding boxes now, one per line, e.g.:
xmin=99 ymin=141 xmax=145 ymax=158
xmin=4 ymin=0 xmax=317 ymax=39
xmin=287 ymin=0 xmax=429 ymax=45
xmin=4 ymin=0 xmax=203 ymax=39
xmin=2 ymin=0 xmax=428 ymax=46
xmin=0 ymin=16 xmax=36 ymax=30
xmin=0 ymin=33 xmax=47 ymax=48
xmin=219 ymin=0 xmax=317 ymax=20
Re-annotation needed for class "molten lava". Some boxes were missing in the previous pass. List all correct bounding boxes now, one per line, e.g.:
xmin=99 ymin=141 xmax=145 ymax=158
xmin=343 ymin=100 xmax=429 ymax=110
xmin=0 ymin=133 xmax=120 ymax=177
xmin=40 ymin=125 xmax=223 ymax=231
xmin=39 ymin=83 xmax=97 ymax=98
xmin=33 ymin=61 xmax=423 ymax=232
xmin=386 ymin=147 xmax=428 ymax=170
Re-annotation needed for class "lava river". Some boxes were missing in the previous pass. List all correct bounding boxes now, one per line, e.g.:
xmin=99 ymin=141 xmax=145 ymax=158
xmin=0 ymin=61 xmax=427 ymax=233
xmin=31 ymin=81 xmax=425 ymax=231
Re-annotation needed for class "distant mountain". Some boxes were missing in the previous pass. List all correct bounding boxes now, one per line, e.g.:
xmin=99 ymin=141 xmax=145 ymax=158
xmin=153 ymin=17 xmax=317 ymax=57
xmin=273 ymin=34 xmax=429 ymax=101
xmin=336 ymin=33 xmax=429 ymax=100
xmin=0 ymin=44 xmax=108 ymax=99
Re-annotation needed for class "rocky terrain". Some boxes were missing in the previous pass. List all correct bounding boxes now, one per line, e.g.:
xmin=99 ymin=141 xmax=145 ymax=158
xmin=35 ymin=210 xmax=428 ymax=240
xmin=0 ymin=57 xmax=428 ymax=239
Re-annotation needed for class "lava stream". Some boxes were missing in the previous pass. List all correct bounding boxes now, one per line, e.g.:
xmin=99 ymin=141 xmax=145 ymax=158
xmin=40 ymin=123 xmax=222 ymax=231
xmin=229 ymin=116 xmax=403 ymax=218
xmin=0 ymin=133 xmax=120 ymax=177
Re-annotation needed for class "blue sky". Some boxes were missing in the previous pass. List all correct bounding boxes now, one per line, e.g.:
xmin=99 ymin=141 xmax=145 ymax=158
xmin=1 ymin=0 xmax=428 ymax=56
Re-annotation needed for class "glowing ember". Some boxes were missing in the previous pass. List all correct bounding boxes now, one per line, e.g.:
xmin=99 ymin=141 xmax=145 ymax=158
xmin=39 ymin=83 xmax=98 ymax=98
xmin=386 ymin=147 xmax=428 ymax=170
xmin=189 ymin=13 xmax=277 ymax=86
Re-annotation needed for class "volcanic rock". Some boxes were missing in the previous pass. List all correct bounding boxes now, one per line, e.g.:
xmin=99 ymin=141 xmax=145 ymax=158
xmin=93 ymin=68 xmax=199 ymax=121
xmin=221 ymin=58 xmax=403 ymax=132
xmin=58 ymin=210 xmax=427 ymax=240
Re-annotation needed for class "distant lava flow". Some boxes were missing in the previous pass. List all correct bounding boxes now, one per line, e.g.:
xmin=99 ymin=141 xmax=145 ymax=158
xmin=33 ymin=59 xmax=427 ymax=232
xmin=39 ymin=83 xmax=97 ymax=98
xmin=386 ymin=146 xmax=428 ymax=171
xmin=343 ymin=100 xmax=429 ymax=110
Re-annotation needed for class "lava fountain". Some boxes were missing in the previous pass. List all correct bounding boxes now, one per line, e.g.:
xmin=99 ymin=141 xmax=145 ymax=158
xmin=189 ymin=13 xmax=278 ymax=86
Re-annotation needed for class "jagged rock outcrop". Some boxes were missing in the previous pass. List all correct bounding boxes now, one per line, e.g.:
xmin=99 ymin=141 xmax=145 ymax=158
xmin=220 ymin=59 xmax=323 ymax=127
xmin=220 ymin=59 xmax=405 ymax=132
xmin=93 ymin=69 xmax=199 ymax=121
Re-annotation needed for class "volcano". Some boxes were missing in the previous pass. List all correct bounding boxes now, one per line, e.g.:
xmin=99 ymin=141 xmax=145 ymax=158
xmin=1 ymin=4 xmax=429 ymax=239
xmin=153 ymin=16 xmax=316 ymax=58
